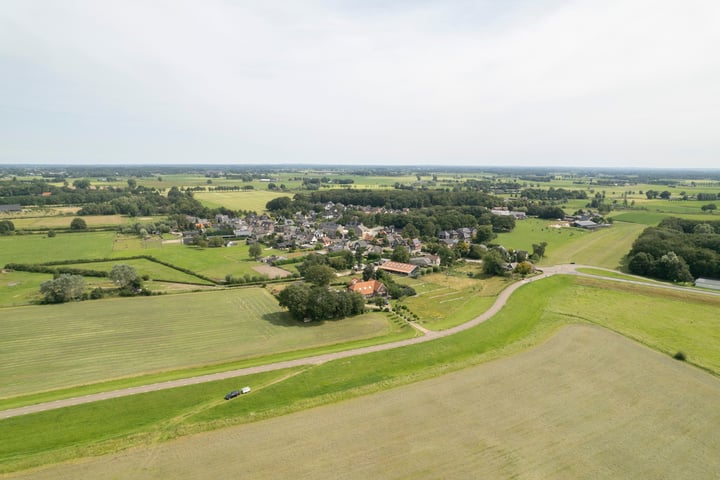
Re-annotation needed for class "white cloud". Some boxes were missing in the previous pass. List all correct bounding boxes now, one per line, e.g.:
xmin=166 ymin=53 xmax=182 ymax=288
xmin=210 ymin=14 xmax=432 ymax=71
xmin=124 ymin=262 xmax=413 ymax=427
xmin=1 ymin=0 xmax=719 ymax=166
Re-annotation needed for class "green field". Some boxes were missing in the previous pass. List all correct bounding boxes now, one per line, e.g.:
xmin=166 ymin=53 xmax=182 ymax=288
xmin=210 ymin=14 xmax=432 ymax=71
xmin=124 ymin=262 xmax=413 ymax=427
xmin=62 ymin=258 xmax=214 ymax=285
xmin=399 ymin=270 xmax=512 ymax=330
xmin=495 ymin=218 xmax=645 ymax=269
xmin=194 ymin=190 xmax=293 ymax=213
xmin=0 ymin=288 xmax=395 ymax=399
xmin=10 ymin=325 xmax=720 ymax=479
xmin=3 ymin=275 xmax=720 ymax=475
xmin=0 ymin=232 xmax=116 ymax=266
xmin=9 ymin=214 xmax=130 ymax=230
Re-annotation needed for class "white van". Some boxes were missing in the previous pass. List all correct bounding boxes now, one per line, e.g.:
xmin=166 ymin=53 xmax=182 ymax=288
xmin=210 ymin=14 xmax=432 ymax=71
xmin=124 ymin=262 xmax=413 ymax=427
xmin=241 ymin=386 xmax=251 ymax=394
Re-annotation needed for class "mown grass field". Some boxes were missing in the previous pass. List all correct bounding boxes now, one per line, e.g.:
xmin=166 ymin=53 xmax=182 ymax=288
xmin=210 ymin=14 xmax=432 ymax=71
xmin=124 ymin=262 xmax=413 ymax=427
xmin=10 ymin=325 xmax=720 ymax=479
xmin=3 ymin=275 xmax=720 ymax=475
xmin=0 ymin=288 xmax=395 ymax=399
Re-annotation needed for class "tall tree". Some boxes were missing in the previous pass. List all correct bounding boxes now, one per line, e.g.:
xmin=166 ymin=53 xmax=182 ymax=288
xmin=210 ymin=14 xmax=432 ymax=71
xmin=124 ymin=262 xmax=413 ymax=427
xmin=110 ymin=264 xmax=140 ymax=289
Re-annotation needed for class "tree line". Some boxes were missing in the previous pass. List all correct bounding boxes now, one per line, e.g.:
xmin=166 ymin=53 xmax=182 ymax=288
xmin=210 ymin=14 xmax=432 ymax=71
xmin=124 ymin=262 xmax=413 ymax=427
xmin=627 ymin=217 xmax=720 ymax=282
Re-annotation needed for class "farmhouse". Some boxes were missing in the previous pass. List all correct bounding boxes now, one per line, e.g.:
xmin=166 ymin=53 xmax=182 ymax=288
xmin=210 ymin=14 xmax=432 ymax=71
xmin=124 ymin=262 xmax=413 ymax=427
xmin=378 ymin=261 xmax=420 ymax=277
xmin=348 ymin=279 xmax=387 ymax=298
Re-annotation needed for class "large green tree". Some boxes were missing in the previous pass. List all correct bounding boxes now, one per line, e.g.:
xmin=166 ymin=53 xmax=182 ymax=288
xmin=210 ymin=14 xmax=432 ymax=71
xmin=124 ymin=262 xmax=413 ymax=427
xmin=303 ymin=265 xmax=336 ymax=286
xmin=110 ymin=264 xmax=140 ymax=289
xmin=249 ymin=243 xmax=263 ymax=260
xmin=70 ymin=217 xmax=87 ymax=230
xmin=40 ymin=274 xmax=86 ymax=303
xmin=0 ymin=220 xmax=14 ymax=235
xmin=391 ymin=245 xmax=410 ymax=263
xmin=482 ymin=250 xmax=508 ymax=276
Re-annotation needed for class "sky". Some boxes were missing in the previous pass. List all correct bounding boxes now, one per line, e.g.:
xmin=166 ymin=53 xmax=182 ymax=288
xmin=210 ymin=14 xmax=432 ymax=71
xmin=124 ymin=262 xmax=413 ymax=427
xmin=1 ymin=0 xmax=719 ymax=168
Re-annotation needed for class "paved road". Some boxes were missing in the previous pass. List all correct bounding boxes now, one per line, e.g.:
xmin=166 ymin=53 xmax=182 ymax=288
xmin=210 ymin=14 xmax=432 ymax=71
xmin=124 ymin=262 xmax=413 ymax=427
xmin=1 ymin=264 xmax=714 ymax=419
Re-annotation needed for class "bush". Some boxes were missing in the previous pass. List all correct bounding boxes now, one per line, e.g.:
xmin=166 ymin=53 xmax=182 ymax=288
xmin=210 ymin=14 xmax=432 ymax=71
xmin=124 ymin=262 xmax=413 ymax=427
xmin=673 ymin=351 xmax=687 ymax=361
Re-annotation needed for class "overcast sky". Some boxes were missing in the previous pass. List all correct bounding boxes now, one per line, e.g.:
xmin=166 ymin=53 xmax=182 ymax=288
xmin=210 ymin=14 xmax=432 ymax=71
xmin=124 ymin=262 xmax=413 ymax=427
xmin=1 ymin=0 xmax=719 ymax=168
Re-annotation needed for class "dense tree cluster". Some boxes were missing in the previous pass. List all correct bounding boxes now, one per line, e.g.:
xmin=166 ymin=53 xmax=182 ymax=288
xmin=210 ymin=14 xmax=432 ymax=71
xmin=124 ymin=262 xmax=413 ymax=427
xmin=0 ymin=220 xmax=15 ymax=235
xmin=520 ymin=187 xmax=588 ymax=201
xmin=627 ymin=217 xmax=720 ymax=281
xmin=277 ymin=283 xmax=365 ymax=321
xmin=40 ymin=274 xmax=86 ymax=303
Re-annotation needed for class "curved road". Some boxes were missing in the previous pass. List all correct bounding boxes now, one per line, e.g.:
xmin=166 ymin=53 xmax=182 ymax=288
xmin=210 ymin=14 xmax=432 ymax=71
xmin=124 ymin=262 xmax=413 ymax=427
xmin=1 ymin=264 xmax=716 ymax=419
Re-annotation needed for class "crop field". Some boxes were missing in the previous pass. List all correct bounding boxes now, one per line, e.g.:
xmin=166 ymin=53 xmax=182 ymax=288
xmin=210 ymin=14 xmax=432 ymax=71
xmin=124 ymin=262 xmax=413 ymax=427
xmin=399 ymin=271 xmax=512 ymax=330
xmin=9 ymin=325 xmax=720 ymax=479
xmin=194 ymin=190 xmax=293 ymax=213
xmin=0 ymin=288 xmax=394 ymax=399
xmin=0 ymin=232 xmax=115 ymax=266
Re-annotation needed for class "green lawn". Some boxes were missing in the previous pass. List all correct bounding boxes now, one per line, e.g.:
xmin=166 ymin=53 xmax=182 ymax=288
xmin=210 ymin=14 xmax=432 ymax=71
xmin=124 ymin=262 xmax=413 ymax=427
xmin=0 ymin=288 xmax=395 ymax=399
xmin=62 ymin=258 xmax=214 ymax=285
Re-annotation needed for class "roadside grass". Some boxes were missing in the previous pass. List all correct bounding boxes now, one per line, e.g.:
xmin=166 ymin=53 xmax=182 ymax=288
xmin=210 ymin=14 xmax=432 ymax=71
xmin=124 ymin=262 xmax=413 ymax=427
xmin=398 ymin=271 xmax=512 ymax=330
xmin=13 ymin=325 xmax=720 ymax=479
xmin=550 ymin=276 xmax=720 ymax=374
xmin=0 ymin=232 xmax=116 ymax=266
xmin=0 ymin=289 xmax=397 ymax=399
xmin=576 ymin=267 xmax=664 ymax=283
xmin=2 ymin=270 xmax=720 ymax=474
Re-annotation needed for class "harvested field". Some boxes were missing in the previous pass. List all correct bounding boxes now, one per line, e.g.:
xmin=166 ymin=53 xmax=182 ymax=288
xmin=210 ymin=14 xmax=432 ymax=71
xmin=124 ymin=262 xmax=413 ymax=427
xmin=252 ymin=264 xmax=292 ymax=279
xmin=12 ymin=325 xmax=720 ymax=479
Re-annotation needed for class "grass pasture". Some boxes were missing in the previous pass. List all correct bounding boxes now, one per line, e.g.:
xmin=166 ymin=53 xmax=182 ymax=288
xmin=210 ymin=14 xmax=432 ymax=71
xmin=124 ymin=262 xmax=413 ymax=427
xmin=8 ymin=325 xmax=720 ymax=479
xmin=0 ymin=288 xmax=394 ymax=399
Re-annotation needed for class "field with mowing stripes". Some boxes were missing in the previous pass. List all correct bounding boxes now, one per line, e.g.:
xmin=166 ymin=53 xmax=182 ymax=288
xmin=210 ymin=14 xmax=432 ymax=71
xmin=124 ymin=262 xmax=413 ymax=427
xmin=0 ymin=288 xmax=394 ymax=399
xmin=9 ymin=325 xmax=720 ymax=479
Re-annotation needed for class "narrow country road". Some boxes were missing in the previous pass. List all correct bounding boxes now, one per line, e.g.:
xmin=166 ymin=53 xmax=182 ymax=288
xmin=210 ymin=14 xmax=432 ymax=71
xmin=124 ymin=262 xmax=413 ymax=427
xmin=1 ymin=265 xmax=715 ymax=420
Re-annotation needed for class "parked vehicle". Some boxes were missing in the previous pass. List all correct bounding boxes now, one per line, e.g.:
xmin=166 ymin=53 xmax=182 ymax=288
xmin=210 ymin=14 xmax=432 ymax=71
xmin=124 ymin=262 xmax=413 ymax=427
xmin=224 ymin=390 xmax=240 ymax=400
xmin=241 ymin=386 xmax=251 ymax=394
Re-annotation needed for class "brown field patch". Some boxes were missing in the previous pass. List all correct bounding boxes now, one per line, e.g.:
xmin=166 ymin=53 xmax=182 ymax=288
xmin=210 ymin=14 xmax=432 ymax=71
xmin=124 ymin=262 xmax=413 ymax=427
xmin=253 ymin=264 xmax=292 ymax=279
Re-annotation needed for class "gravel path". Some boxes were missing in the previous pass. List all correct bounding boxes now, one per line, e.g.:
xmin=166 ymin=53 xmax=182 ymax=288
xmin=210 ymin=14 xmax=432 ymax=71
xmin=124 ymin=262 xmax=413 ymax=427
xmin=2 ymin=264 xmax=712 ymax=420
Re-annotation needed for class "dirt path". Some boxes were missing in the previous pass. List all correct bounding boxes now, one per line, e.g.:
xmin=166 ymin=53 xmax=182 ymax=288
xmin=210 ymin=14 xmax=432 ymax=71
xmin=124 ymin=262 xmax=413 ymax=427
xmin=1 ymin=264 xmax=713 ymax=420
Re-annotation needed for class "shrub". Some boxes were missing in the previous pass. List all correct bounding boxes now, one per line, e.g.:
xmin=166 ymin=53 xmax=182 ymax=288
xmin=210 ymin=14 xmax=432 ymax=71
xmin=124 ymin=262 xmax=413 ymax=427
xmin=673 ymin=351 xmax=687 ymax=361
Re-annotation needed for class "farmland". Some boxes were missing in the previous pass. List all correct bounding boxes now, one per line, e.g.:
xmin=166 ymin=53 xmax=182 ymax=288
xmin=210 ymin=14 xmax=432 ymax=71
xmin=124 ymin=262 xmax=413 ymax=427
xmin=2 ymin=275 xmax=720 ymax=475
xmin=6 ymin=325 xmax=720 ymax=479
xmin=0 ymin=288 xmax=397 ymax=399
